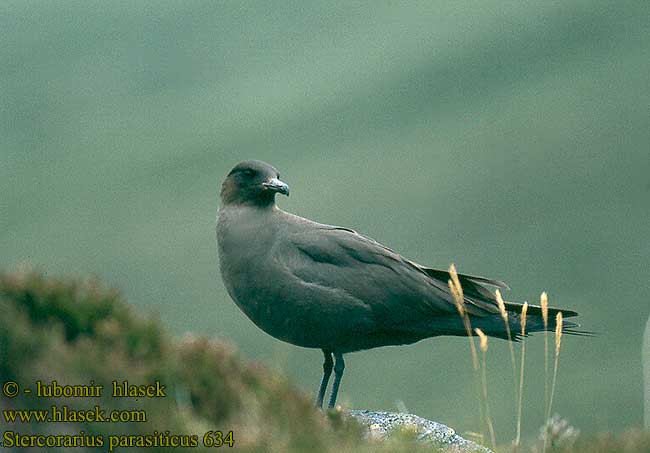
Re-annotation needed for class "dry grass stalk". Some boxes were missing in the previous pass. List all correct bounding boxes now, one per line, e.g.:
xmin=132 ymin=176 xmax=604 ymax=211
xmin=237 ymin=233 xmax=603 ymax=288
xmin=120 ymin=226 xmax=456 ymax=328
xmin=541 ymin=292 xmax=550 ymax=436
xmin=515 ymin=302 xmax=528 ymax=447
xmin=495 ymin=289 xmax=518 ymax=448
xmin=475 ymin=328 xmax=496 ymax=450
xmin=544 ymin=312 xmax=564 ymax=453
xmin=495 ymin=290 xmax=517 ymax=397
xmin=448 ymin=264 xmax=482 ymax=440
xmin=448 ymin=264 xmax=478 ymax=370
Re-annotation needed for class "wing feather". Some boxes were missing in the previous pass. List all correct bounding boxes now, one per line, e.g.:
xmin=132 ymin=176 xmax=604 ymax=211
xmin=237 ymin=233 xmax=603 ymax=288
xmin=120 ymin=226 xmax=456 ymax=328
xmin=282 ymin=225 xmax=504 ymax=323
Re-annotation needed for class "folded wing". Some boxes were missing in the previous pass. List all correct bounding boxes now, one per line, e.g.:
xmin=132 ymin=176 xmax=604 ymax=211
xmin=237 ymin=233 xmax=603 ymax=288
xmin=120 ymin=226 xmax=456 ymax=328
xmin=282 ymin=225 xmax=504 ymax=327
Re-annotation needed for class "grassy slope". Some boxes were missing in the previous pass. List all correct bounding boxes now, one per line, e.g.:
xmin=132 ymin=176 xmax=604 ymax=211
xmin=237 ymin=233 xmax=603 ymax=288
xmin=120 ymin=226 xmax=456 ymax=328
xmin=2 ymin=268 xmax=649 ymax=452
xmin=0 ymin=268 xmax=443 ymax=452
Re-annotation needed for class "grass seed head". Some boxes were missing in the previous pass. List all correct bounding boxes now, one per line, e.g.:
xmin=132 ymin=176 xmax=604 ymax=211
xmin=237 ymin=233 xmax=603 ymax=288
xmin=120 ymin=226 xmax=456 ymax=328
xmin=555 ymin=312 xmax=563 ymax=355
xmin=475 ymin=328 xmax=488 ymax=352
xmin=448 ymin=264 xmax=465 ymax=316
xmin=449 ymin=264 xmax=463 ymax=298
xmin=541 ymin=292 xmax=549 ymax=328
xmin=521 ymin=302 xmax=529 ymax=336
xmin=495 ymin=289 xmax=508 ymax=321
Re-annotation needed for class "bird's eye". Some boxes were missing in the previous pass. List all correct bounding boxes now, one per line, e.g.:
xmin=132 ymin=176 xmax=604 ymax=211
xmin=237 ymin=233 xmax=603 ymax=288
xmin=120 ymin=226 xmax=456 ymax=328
xmin=241 ymin=169 xmax=256 ymax=177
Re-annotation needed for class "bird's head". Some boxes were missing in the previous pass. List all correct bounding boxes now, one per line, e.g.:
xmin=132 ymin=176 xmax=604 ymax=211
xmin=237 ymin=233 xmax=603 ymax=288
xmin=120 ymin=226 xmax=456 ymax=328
xmin=220 ymin=160 xmax=290 ymax=207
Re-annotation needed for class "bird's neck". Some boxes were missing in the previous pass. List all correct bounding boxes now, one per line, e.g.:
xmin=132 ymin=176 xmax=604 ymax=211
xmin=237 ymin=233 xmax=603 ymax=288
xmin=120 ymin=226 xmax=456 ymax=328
xmin=219 ymin=180 xmax=277 ymax=207
xmin=217 ymin=204 xmax=280 ymax=249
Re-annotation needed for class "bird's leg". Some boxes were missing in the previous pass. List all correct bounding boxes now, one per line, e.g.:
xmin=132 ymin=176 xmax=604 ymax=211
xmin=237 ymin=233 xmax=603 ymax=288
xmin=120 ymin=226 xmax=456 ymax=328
xmin=315 ymin=350 xmax=333 ymax=408
xmin=327 ymin=353 xmax=345 ymax=409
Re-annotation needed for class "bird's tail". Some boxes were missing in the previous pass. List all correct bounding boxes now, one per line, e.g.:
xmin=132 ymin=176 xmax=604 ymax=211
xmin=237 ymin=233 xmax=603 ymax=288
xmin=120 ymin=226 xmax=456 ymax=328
xmin=474 ymin=302 xmax=594 ymax=341
xmin=419 ymin=265 xmax=594 ymax=340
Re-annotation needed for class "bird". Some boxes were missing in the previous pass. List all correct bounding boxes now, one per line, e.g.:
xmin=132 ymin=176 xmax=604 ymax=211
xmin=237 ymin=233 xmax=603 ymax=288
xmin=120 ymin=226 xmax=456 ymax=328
xmin=216 ymin=159 xmax=586 ymax=409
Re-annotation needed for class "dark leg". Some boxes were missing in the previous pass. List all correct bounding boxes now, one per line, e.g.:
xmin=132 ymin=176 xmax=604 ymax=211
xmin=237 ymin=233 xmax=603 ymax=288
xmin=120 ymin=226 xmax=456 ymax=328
xmin=315 ymin=350 xmax=333 ymax=408
xmin=327 ymin=353 xmax=345 ymax=409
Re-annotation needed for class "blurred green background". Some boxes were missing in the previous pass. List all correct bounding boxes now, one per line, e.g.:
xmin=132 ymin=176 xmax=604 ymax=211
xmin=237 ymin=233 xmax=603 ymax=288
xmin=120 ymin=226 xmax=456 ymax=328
xmin=2 ymin=0 xmax=649 ymax=442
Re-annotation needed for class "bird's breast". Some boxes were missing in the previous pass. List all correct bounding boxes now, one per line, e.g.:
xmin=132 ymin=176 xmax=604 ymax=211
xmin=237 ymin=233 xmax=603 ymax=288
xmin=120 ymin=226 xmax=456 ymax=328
xmin=216 ymin=206 xmax=283 ymax=315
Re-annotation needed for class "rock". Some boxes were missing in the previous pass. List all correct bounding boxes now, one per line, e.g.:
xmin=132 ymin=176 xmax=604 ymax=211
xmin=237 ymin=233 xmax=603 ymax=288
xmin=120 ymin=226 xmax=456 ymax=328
xmin=348 ymin=410 xmax=492 ymax=452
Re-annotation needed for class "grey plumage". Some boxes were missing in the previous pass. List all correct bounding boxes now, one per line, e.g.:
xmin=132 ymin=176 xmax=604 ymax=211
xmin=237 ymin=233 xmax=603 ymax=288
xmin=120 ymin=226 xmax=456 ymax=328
xmin=216 ymin=160 xmax=584 ymax=408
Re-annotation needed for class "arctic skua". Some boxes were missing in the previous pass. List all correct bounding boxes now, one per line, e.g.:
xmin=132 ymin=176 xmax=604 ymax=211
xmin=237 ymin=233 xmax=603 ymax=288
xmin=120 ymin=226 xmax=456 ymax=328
xmin=216 ymin=160 xmax=584 ymax=408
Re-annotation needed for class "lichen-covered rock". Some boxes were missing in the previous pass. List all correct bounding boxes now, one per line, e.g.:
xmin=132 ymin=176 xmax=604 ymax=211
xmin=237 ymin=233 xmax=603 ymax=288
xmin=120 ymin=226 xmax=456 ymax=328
xmin=348 ymin=410 xmax=491 ymax=452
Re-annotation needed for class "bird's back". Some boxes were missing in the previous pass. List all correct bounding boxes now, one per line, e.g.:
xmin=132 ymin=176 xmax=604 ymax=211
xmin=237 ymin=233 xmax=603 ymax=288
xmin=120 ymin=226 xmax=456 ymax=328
xmin=218 ymin=207 xmax=498 ymax=352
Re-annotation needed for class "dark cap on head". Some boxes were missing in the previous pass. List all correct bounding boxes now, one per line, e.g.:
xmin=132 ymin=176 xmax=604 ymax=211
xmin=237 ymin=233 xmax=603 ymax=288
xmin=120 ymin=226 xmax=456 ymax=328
xmin=221 ymin=160 xmax=289 ymax=207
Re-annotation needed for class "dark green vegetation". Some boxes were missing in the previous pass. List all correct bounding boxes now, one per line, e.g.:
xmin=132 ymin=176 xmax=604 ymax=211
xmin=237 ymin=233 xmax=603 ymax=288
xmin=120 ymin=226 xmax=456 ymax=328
xmin=2 ymin=269 xmax=649 ymax=452
xmin=2 ymin=0 xmax=649 ymax=442
xmin=0 ymin=269 xmax=365 ymax=452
